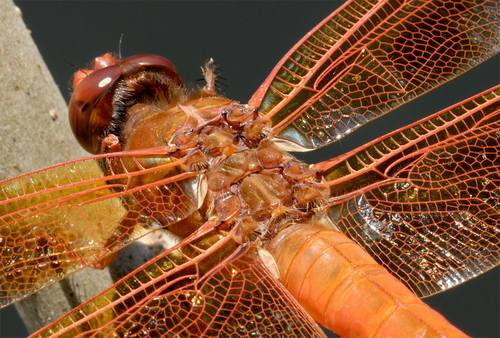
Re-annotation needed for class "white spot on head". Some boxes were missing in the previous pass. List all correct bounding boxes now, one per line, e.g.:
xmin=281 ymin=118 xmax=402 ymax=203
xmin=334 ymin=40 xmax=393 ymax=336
xmin=98 ymin=76 xmax=113 ymax=88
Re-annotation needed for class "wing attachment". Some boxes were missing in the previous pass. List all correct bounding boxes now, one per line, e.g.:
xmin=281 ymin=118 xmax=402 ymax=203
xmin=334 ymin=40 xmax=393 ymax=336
xmin=318 ymin=86 xmax=499 ymax=297
xmin=250 ymin=0 xmax=499 ymax=150
xmin=32 ymin=227 xmax=324 ymax=337
xmin=0 ymin=147 xmax=203 ymax=307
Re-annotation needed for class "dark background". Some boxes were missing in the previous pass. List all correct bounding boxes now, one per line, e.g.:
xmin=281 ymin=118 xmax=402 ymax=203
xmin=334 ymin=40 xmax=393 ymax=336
xmin=1 ymin=1 xmax=498 ymax=337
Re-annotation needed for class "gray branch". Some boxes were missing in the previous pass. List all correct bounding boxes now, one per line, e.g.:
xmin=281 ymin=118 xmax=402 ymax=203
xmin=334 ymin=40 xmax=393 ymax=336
xmin=0 ymin=0 xmax=113 ymax=333
xmin=1 ymin=1 xmax=177 ymax=334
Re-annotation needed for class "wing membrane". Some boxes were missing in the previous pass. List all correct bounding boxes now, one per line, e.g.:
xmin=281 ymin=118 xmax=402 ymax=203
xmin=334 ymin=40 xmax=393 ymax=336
xmin=318 ymin=86 xmax=499 ymax=297
xmin=32 ymin=228 xmax=324 ymax=337
xmin=0 ymin=147 xmax=202 ymax=307
xmin=250 ymin=0 xmax=500 ymax=150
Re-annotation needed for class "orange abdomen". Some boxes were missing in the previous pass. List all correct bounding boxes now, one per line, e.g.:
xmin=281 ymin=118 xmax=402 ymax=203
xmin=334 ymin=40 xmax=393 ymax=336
xmin=267 ymin=224 xmax=468 ymax=338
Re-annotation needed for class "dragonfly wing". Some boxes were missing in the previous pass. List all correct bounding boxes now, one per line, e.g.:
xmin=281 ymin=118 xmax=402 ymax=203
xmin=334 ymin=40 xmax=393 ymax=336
xmin=0 ymin=147 xmax=203 ymax=307
xmin=318 ymin=86 xmax=499 ymax=297
xmin=31 ymin=229 xmax=325 ymax=337
xmin=250 ymin=0 xmax=500 ymax=151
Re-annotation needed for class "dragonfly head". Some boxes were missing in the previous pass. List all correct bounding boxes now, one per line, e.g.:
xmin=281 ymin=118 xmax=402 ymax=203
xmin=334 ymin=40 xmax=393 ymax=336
xmin=69 ymin=53 xmax=182 ymax=154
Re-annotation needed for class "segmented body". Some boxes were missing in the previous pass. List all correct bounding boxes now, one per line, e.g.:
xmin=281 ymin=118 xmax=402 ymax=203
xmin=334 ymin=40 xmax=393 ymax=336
xmin=269 ymin=224 xmax=468 ymax=337
xmin=2 ymin=1 xmax=498 ymax=335
xmin=110 ymin=87 xmax=467 ymax=337
xmin=113 ymin=89 xmax=328 ymax=243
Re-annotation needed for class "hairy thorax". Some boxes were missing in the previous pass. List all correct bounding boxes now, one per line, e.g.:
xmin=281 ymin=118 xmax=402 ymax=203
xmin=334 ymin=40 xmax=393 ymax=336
xmin=120 ymin=92 xmax=329 ymax=245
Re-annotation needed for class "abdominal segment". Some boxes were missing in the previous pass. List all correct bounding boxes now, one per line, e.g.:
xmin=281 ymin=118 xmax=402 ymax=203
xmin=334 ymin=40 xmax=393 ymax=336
xmin=267 ymin=223 xmax=468 ymax=338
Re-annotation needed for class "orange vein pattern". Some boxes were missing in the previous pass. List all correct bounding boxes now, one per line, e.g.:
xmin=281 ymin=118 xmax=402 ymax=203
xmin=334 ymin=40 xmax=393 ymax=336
xmin=0 ymin=148 xmax=200 ymax=307
xmin=251 ymin=0 xmax=499 ymax=150
xmin=320 ymin=85 xmax=499 ymax=297
xmin=32 ymin=230 xmax=324 ymax=337
xmin=1 ymin=1 xmax=498 ymax=336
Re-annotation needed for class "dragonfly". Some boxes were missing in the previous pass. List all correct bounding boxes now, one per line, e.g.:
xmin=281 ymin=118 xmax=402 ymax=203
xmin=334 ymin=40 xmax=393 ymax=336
xmin=1 ymin=0 xmax=498 ymax=336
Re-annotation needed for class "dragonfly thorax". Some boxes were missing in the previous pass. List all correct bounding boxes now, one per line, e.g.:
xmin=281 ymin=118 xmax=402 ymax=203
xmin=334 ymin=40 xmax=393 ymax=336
xmin=118 ymin=90 xmax=329 ymax=244
xmin=70 ymin=53 xmax=330 ymax=252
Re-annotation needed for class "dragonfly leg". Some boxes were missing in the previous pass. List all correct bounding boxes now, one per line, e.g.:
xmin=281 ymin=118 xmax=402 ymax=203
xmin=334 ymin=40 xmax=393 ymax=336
xmin=100 ymin=133 xmax=121 ymax=153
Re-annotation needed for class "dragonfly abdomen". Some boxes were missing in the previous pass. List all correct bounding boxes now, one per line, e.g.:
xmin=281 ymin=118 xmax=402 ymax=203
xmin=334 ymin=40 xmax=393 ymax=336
xmin=267 ymin=223 xmax=468 ymax=337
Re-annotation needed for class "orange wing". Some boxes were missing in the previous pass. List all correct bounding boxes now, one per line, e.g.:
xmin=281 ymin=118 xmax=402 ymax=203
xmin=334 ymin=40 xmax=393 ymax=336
xmin=317 ymin=85 xmax=499 ymax=297
xmin=0 ymin=147 xmax=203 ymax=308
xmin=31 ymin=225 xmax=324 ymax=337
xmin=250 ymin=0 xmax=499 ymax=151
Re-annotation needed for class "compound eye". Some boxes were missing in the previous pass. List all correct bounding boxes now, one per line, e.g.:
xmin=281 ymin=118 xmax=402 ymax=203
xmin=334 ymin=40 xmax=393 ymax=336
xmin=120 ymin=54 xmax=182 ymax=86
xmin=68 ymin=64 xmax=122 ymax=154
xmin=94 ymin=52 xmax=118 ymax=70
xmin=72 ymin=53 xmax=118 ymax=90
xmin=69 ymin=53 xmax=183 ymax=154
